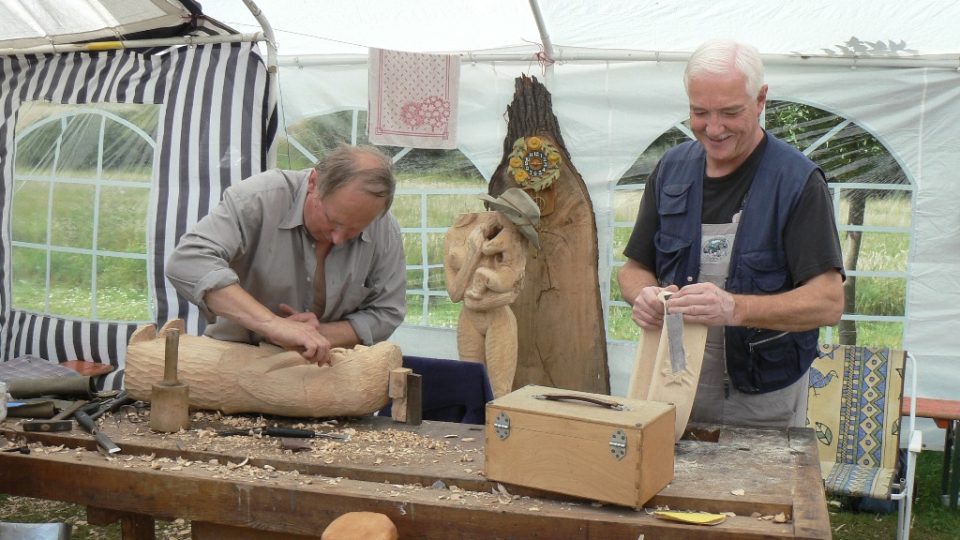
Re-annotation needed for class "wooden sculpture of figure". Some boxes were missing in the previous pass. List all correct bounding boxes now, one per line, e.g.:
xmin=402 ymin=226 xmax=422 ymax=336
xmin=487 ymin=75 xmax=610 ymax=394
xmin=443 ymin=188 xmax=539 ymax=398
xmin=125 ymin=320 xmax=401 ymax=417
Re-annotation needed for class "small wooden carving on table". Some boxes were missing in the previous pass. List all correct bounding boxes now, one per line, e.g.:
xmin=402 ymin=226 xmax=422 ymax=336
xmin=443 ymin=188 xmax=539 ymax=398
xmin=487 ymin=75 xmax=609 ymax=394
xmin=125 ymin=320 xmax=402 ymax=418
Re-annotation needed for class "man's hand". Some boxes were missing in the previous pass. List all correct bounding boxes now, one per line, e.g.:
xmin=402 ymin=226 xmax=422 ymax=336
xmin=272 ymin=304 xmax=331 ymax=364
xmin=279 ymin=304 xmax=322 ymax=331
xmin=630 ymin=285 xmax=679 ymax=329
xmin=667 ymin=282 xmax=737 ymax=327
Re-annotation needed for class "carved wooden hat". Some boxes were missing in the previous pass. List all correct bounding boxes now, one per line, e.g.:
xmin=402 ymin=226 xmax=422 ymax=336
xmin=479 ymin=188 xmax=541 ymax=250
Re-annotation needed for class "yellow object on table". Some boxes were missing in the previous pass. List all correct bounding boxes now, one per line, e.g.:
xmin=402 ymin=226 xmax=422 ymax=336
xmin=653 ymin=511 xmax=726 ymax=526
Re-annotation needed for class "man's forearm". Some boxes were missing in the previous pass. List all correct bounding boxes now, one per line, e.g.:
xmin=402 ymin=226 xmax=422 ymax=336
xmin=204 ymin=283 xmax=280 ymax=335
xmin=618 ymin=259 xmax=659 ymax=305
xmin=731 ymin=271 xmax=844 ymax=332
xmin=317 ymin=321 xmax=360 ymax=349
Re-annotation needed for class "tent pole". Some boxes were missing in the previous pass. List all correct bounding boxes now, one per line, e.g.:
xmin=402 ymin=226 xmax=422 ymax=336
xmin=279 ymin=49 xmax=960 ymax=70
xmin=0 ymin=33 xmax=264 ymax=56
xmin=241 ymin=0 xmax=280 ymax=169
xmin=527 ymin=0 xmax=555 ymax=82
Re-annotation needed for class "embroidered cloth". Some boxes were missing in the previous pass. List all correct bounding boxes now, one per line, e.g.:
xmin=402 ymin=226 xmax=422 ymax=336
xmin=368 ymin=48 xmax=459 ymax=149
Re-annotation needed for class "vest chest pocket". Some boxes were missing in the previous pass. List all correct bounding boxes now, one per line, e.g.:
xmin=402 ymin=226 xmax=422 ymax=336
xmin=659 ymin=181 xmax=693 ymax=215
xmin=737 ymin=249 xmax=789 ymax=293
xmin=654 ymin=230 xmax=692 ymax=287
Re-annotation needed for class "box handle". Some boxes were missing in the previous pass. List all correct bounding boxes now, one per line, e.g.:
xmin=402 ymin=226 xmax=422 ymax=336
xmin=534 ymin=393 xmax=625 ymax=411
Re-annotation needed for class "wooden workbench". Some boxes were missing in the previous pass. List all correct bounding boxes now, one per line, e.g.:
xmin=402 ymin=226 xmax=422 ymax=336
xmin=0 ymin=414 xmax=830 ymax=539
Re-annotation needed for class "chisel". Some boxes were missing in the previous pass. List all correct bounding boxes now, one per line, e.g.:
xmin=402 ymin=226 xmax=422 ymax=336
xmin=74 ymin=408 xmax=121 ymax=454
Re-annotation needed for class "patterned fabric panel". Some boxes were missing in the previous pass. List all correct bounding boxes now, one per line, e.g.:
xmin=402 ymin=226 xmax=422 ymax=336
xmin=823 ymin=462 xmax=898 ymax=500
xmin=807 ymin=344 xmax=905 ymax=498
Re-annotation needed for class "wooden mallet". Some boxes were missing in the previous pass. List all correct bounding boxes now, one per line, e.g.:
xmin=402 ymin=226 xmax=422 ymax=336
xmin=149 ymin=327 xmax=190 ymax=432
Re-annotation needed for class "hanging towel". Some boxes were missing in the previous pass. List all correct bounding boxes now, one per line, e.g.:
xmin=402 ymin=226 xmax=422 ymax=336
xmin=368 ymin=48 xmax=459 ymax=149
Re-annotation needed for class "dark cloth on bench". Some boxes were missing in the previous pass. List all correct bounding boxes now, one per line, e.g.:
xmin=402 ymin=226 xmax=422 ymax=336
xmin=379 ymin=356 xmax=494 ymax=425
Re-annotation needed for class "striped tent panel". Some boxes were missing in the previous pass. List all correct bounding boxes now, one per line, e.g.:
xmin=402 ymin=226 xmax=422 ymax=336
xmin=3 ymin=312 xmax=136 ymax=390
xmin=0 ymin=42 xmax=276 ymax=388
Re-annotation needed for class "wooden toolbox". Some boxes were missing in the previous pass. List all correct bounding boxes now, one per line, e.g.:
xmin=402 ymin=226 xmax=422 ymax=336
xmin=485 ymin=384 xmax=675 ymax=508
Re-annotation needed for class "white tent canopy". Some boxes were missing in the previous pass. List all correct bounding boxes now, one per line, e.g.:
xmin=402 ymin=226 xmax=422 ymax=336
xmin=201 ymin=0 xmax=960 ymax=60
xmin=1 ymin=1 xmax=958 ymax=447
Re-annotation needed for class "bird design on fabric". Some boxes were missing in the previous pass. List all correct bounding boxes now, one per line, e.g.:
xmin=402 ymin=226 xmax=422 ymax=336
xmin=808 ymin=367 xmax=838 ymax=396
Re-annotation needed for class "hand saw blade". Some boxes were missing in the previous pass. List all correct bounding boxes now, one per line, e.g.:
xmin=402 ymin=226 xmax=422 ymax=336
xmin=662 ymin=293 xmax=686 ymax=374
xmin=665 ymin=312 xmax=686 ymax=374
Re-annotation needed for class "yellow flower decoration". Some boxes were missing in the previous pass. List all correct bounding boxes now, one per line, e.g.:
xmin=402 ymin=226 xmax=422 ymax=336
xmin=506 ymin=136 xmax=562 ymax=192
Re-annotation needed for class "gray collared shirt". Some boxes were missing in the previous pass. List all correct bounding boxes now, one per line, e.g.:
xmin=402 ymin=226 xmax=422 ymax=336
xmin=166 ymin=168 xmax=406 ymax=345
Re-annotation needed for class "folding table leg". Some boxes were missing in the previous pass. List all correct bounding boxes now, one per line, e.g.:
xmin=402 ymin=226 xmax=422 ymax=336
xmin=948 ymin=420 xmax=959 ymax=509
xmin=943 ymin=419 xmax=954 ymax=504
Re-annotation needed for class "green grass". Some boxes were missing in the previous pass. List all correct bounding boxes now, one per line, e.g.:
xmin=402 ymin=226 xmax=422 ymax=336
xmin=9 ymin=123 xmax=912 ymax=349
xmin=1 ymin=450 xmax=956 ymax=538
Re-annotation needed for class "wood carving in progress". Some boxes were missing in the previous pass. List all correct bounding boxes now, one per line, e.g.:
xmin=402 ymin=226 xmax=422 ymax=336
xmin=125 ymin=320 xmax=402 ymax=417
xmin=487 ymin=75 xmax=610 ymax=394
xmin=444 ymin=191 xmax=537 ymax=398
xmin=627 ymin=292 xmax=708 ymax=441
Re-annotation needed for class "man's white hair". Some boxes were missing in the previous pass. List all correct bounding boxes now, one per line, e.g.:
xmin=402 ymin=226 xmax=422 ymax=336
xmin=684 ymin=38 xmax=765 ymax=98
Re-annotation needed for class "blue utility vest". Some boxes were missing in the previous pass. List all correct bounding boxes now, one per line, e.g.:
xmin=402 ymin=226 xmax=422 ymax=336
xmin=653 ymin=134 xmax=821 ymax=393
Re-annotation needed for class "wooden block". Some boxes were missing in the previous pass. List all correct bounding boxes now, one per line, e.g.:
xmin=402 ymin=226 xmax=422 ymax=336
xmin=406 ymin=373 xmax=422 ymax=426
xmin=388 ymin=368 xmax=411 ymax=399
xmin=389 ymin=368 xmax=411 ymax=422
xmin=485 ymin=384 xmax=675 ymax=508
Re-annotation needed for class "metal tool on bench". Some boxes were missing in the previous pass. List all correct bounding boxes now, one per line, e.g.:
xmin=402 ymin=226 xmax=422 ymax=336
xmin=22 ymin=419 xmax=74 ymax=432
xmin=149 ymin=328 xmax=190 ymax=433
xmin=216 ymin=426 xmax=351 ymax=441
xmin=72 ymin=390 xmax=132 ymax=455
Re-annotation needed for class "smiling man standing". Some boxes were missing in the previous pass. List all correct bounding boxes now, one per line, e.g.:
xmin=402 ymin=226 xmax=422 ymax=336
xmin=167 ymin=144 xmax=406 ymax=365
xmin=618 ymin=39 xmax=844 ymax=428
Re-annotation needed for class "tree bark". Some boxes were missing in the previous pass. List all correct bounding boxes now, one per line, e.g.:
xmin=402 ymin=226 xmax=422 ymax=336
xmin=840 ymin=193 xmax=865 ymax=345
xmin=487 ymin=75 xmax=610 ymax=394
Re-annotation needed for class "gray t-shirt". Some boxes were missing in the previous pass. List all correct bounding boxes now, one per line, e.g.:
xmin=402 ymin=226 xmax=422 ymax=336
xmin=165 ymin=168 xmax=406 ymax=345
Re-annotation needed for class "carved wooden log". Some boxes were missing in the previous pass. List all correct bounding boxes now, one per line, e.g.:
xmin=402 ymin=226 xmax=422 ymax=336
xmin=487 ymin=75 xmax=610 ymax=394
xmin=125 ymin=322 xmax=402 ymax=417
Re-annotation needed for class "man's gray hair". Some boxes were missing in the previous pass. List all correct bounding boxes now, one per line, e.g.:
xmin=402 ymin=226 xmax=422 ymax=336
xmin=313 ymin=144 xmax=396 ymax=212
xmin=684 ymin=39 xmax=765 ymax=99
